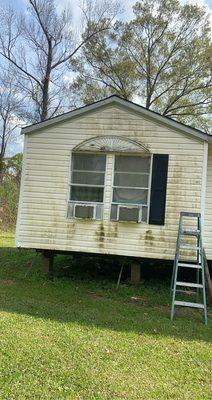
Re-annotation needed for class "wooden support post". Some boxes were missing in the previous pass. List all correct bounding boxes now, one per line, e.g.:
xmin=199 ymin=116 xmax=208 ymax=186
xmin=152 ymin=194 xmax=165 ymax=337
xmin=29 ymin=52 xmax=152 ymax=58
xmin=41 ymin=251 xmax=54 ymax=279
xmin=116 ymin=262 xmax=124 ymax=290
xmin=131 ymin=261 xmax=141 ymax=283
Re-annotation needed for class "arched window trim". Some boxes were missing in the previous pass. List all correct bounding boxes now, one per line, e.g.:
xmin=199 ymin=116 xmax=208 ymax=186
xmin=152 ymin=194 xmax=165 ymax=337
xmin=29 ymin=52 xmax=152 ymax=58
xmin=73 ymin=135 xmax=150 ymax=154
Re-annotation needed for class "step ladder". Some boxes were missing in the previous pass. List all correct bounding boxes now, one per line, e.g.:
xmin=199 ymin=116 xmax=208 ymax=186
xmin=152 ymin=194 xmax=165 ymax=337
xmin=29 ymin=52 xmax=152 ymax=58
xmin=170 ymin=212 xmax=207 ymax=325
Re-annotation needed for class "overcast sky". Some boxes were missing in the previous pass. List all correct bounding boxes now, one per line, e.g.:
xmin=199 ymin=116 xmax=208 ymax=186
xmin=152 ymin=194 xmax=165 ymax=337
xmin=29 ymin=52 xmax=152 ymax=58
xmin=1 ymin=0 xmax=211 ymax=155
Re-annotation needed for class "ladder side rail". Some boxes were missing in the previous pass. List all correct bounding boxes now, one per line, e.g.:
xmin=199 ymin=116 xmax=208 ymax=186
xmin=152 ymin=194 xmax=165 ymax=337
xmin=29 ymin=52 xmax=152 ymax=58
xmin=170 ymin=214 xmax=183 ymax=320
xmin=199 ymin=217 xmax=208 ymax=325
xmin=170 ymin=214 xmax=183 ymax=293
xmin=195 ymin=215 xmax=201 ymax=302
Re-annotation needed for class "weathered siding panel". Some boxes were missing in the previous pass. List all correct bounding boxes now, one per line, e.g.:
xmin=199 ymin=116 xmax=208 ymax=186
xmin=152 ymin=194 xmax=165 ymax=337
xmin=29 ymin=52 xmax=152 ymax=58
xmin=204 ymin=144 xmax=212 ymax=259
xmin=16 ymin=105 xmax=205 ymax=260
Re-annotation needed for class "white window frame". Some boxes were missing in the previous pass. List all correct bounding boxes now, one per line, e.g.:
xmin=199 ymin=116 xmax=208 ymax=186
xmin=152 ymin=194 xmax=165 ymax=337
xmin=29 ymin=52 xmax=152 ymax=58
xmin=67 ymin=152 xmax=107 ymax=219
xmin=67 ymin=151 xmax=153 ymax=223
xmin=69 ymin=152 xmax=107 ymax=204
xmin=111 ymin=153 xmax=153 ymax=223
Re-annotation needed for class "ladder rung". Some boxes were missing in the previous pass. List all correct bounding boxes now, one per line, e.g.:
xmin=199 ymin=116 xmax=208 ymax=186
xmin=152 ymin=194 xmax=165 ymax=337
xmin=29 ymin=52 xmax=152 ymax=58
xmin=180 ymin=212 xmax=201 ymax=218
xmin=175 ymin=289 xmax=196 ymax=294
xmin=180 ymin=245 xmax=200 ymax=250
xmin=174 ymin=301 xmax=204 ymax=309
xmin=176 ymin=281 xmax=203 ymax=288
xmin=178 ymin=263 xmax=202 ymax=269
xmin=182 ymin=229 xmax=200 ymax=236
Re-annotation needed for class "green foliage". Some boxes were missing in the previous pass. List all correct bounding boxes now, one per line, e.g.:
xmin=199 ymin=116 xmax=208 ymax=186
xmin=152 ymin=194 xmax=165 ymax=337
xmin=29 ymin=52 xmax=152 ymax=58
xmin=0 ymin=153 xmax=22 ymax=230
xmin=0 ymin=242 xmax=211 ymax=399
xmin=70 ymin=0 xmax=212 ymax=131
xmin=70 ymin=25 xmax=137 ymax=106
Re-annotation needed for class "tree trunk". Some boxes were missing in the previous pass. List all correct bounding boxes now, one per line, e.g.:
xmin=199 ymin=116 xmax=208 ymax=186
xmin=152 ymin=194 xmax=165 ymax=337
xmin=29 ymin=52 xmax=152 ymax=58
xmin=40 ymin=41 xmax=53 ymax=121
xmin=0 ymin=153 xmax=4 ymax=184
xmin=0 ymin=127 xmax=5 ymax=184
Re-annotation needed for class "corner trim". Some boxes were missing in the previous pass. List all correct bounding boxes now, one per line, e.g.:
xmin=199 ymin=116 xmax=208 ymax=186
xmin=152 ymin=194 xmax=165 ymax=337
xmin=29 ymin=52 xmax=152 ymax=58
xmin=201 ymin=141 xmax=208 ymax=231
xmin=15 ymin=135 xmax=28 ymax=247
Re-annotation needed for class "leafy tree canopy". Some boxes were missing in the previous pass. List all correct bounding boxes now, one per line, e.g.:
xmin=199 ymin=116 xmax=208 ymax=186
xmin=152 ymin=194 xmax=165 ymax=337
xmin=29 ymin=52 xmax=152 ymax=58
xmin=70 ymin=0 xmax=212 ymax=131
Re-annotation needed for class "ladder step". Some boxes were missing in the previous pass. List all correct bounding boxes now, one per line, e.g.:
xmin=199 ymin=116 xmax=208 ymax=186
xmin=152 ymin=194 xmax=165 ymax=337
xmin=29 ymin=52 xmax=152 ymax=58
xmin=180 ymin=212 xmax=201 ymax=218
xmin=174 ymin=301 xmax=204 ymax=309
xmin=180 ymin=245 xmax=200 ymax=250
xmin=176 ymin=281 xmax=203 ymax=288
xmin=182 ymin=229 xmax=200 ymax=236
xmin=178 ymin=262 xmax=202 ymax=269
xmin=175 ymin=289 xmax=196 ymax=294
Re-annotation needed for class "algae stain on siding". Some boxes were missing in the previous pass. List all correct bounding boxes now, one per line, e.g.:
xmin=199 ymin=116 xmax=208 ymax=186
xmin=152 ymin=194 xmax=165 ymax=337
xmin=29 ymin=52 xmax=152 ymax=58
xmin=95 ymin=223 xmax=105 ymax=249
xmin=145 ymin=229 xmax=154 ymax=245
xmin=66 ymin=221 xmax=76 ymax=239
xmin=95 ymin=222 xmax=119 ymax=249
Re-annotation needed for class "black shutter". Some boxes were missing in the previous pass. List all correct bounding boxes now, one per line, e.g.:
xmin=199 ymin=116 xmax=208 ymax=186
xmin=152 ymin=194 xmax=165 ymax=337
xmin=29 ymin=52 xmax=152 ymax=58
xmin=149 ymin=154 xmax=169 ymax=225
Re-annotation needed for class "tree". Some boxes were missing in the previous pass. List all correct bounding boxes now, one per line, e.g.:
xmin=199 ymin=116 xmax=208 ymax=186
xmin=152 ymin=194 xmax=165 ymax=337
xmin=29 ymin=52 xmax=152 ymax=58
xmin=69 ymin=26 xmax=137 ymax=107
xmin=0 ymin=153 xmax=23 ymax=229
xmin=3 ymin=153 xmax=23 ymax=184
xmin=70 ymin=0 xmax=212 ymax=131
xmin=0 ymin=0 xmax=120 ymax=123
xmin=0 ymin=70 xmax=23 ymax=183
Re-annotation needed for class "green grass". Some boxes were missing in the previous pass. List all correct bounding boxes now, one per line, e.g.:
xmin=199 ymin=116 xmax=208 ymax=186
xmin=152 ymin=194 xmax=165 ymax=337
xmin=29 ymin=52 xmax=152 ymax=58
xmin=0 ymin=232 xmax=211 ymax=399
xmin=0 ymin=230 xmax=14 ymax=247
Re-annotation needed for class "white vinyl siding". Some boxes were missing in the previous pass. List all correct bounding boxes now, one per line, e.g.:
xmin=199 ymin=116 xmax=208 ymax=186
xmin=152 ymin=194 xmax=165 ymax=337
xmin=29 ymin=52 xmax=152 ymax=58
xmin=16 ymin=105 xmax=205 ymax=260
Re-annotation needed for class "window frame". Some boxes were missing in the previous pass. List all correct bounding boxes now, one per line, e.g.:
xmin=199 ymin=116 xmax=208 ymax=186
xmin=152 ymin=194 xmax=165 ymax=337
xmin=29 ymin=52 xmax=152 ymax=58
xmin=111 ymin=153 xmax=153 ymax=223
xmin=67 ymin=152 xmax=107 ymax=220
xmin=67 ymin=151 xmax=153 ymax=224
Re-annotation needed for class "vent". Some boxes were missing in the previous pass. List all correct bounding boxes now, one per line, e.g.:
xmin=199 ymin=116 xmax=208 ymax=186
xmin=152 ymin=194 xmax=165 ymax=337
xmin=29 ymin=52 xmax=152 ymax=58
xmin=119 ymin=206 xmax=139 ymax=222
xmin=75 ymin=204 xmax=94 ymax=219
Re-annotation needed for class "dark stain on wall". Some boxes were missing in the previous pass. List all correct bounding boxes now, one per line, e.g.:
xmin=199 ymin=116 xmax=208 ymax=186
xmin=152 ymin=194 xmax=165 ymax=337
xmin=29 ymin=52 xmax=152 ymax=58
xmin=145 ymin=229 xmax=154 ymax=246
xmin=95 ymin=223 xmax=105 ymax=248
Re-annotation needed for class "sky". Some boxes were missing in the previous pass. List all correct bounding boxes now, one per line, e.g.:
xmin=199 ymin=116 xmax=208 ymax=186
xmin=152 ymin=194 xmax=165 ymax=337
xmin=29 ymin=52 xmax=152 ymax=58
xmin=1 ymin=0 xmax=212 ymax=20
xmin=0 ymin=0 xmax=211 ymax=155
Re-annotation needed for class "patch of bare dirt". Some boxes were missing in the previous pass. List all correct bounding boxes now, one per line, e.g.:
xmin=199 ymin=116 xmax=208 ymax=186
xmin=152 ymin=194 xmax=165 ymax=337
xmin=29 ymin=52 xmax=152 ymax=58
xmin=0 ymin=279 xmax=15 ymax=286
xmin=87 ymin=290 xmax=104 ymax=301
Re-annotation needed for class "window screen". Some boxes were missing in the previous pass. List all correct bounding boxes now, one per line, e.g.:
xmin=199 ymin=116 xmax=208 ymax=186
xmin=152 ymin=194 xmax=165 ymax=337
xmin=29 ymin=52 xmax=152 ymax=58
xmin=111 ymin=155 xmax=151 ymax=222
xmin=70 ymin=153 xmax=106 ymax=203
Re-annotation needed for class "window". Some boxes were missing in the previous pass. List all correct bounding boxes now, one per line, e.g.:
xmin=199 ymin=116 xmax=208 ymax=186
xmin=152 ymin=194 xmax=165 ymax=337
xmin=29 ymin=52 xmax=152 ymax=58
xmin=111 ymin=155 xmax=151 ymax=222
xmin=68 ymin=153 xmax=106 ymax=219
xmin=67 ymin=152 xmax=152 ymax=223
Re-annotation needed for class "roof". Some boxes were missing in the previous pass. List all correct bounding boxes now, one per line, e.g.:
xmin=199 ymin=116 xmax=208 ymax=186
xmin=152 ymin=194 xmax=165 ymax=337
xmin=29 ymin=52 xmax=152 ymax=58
xmin=22 ymin=95 xmax=211 ymax=142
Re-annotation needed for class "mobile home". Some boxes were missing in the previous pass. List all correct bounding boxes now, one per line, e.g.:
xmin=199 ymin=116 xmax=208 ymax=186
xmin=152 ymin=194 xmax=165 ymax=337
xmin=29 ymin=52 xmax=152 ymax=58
xmin=15 ymin=96 xmax=212 ymax=274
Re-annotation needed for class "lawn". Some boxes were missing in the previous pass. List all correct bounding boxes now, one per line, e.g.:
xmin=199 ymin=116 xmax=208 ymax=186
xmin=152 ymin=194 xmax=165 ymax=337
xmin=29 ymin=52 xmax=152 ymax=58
xmin=0 ymin=231 xmax=211 ymax=399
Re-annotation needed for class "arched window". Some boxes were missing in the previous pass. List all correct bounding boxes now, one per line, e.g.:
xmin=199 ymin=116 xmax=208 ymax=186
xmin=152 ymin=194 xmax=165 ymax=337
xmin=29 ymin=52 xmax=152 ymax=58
xmin=68 ymin=136 xmax=152 ymax=223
